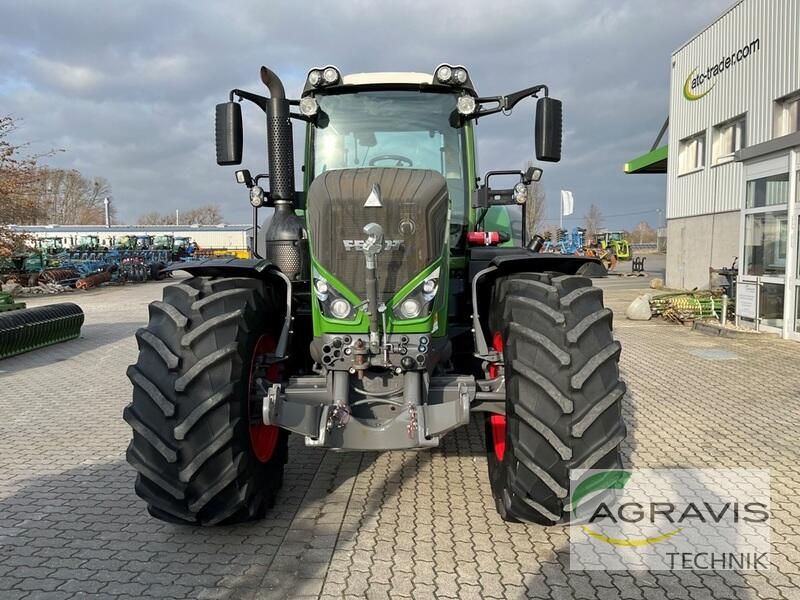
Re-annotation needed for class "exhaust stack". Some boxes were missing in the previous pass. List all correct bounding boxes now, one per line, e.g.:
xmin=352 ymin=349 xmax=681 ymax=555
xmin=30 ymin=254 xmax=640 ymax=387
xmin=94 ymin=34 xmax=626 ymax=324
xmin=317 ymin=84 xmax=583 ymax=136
xmin=260 ymin=66 xmax=295 ymax=204
xmin=259 ymin=66 xmax=308 ymax=281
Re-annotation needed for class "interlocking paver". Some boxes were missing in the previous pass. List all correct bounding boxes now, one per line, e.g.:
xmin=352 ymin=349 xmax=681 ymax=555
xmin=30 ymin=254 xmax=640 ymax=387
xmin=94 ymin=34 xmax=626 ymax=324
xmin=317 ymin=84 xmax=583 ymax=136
xmin=0 ymin=275 xmax=798 ymax=599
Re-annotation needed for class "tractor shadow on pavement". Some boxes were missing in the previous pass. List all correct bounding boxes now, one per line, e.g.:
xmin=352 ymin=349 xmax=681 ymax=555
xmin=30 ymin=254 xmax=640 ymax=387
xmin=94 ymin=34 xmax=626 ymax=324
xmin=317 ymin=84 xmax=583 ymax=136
xmin=0 ymin=447 xmax=378 ymax=599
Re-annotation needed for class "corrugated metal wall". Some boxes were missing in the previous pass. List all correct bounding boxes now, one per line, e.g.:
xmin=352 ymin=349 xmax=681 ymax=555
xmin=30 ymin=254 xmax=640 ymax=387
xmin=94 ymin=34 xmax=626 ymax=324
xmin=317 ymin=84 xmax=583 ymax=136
xmin=667 ymin=0 xmax=800 ymax=219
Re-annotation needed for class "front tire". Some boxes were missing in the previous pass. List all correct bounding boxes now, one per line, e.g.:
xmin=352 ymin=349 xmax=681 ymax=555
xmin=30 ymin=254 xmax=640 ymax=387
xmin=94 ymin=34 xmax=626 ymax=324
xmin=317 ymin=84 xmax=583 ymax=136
xmin=124 ymin=276 xmax=288 ymax=525
xmin=485 ymin=273 xmax=626 ymax=523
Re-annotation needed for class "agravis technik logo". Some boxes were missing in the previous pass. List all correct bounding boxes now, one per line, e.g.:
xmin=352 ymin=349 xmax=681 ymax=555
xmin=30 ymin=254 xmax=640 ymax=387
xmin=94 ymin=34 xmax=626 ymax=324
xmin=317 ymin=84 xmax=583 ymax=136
xmin=569 ymin=469 xmax=771 ymax=570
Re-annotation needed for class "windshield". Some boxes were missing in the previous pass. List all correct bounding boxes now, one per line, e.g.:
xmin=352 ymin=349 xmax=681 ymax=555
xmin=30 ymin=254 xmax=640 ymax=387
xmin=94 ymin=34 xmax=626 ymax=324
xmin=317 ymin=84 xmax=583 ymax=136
xmin=312 ymin=90 xmax=468 ymax=248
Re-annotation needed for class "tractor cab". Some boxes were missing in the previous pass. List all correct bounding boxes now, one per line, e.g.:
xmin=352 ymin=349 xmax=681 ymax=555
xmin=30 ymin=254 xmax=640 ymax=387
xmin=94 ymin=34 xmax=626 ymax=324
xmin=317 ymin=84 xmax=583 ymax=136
xmin=598 ymin=230 xmax=631 ymax=260
xmin=75 ymin=234 xmax=101 ymax=251
xmin=152 ymin=235 xmax=174 ymax=250
xmin=38 ymin=237 xmax=65 ymax=253
xmin=115 ymin=235 xmax=137 ymax=250
xmin=135 ymin=235 xmax=153 ymax=250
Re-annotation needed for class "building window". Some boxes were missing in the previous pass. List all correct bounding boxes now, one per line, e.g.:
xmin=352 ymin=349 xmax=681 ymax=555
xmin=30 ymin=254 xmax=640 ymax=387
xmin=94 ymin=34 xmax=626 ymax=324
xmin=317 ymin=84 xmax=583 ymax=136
xmin=774 ymin=92 xmax=800 ymax=137
xmin=746 ymin=172 xmax=790 ymax=208
xmin=712 ymin=116 xmax=746 ymax=164
xmin=678 ymin=131 xmax=705 ymax=174
xmin=743 ymin=211 xmax=788 ymax=276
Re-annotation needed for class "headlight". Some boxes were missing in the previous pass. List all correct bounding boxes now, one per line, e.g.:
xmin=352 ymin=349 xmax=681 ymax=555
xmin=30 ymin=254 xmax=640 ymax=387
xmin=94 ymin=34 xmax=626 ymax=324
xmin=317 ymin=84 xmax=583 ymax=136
xmin=249 ymin=186 xmax=265 ymax=208
xmin=313 ymin=271 xmax=356 ymax=320
xmin=307 ymin=70 xmax=322 ymax=86
xmin=436 ymin=65 xmax=452 ymax=83
xmin=314 ymin=278 xmax=329 ymax=298
xmin=299 ymin=96 xmax=318 ymax=116
xmin=393 ymin=267 xmax=440 ymax=320
xmin=330 ymin=298 xmax=352 ymax=320
xmin=457 ymin=95 xmax=476 ymax=115
xmin=422 ymin=278 xmax=438 ymax=295
xmin=434 ymin=64 xmax=469 ymax=86
xmin=322 ymin=67 xmax=339 ymax=84
xmin=399 ymin=298 xmax=421 ymax=319
xmin=513 ymin=182 xmax=528 ymax=204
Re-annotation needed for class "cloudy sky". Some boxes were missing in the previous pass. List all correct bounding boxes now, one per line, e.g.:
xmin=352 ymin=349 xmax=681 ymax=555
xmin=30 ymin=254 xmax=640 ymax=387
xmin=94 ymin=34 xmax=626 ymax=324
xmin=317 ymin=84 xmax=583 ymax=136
xmin=1 ymin=0 xmax=732 ymax=229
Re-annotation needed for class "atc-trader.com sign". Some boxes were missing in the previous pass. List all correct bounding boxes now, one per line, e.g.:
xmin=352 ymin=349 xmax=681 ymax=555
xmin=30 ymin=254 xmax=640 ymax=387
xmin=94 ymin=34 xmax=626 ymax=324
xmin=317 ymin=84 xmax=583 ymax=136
xmin=683 ymin=37 xmax=761 ymax=101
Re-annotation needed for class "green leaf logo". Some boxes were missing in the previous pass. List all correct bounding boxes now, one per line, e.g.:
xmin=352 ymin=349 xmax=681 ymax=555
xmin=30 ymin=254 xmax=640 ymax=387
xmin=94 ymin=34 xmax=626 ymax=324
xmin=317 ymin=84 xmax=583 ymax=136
xmin=572 ymin=470 xmax=630 ymax=512
xmin=572 ymin=470 xmax=682 ymax=547
xmin=683 ymin=68 xmax=714 ymax=101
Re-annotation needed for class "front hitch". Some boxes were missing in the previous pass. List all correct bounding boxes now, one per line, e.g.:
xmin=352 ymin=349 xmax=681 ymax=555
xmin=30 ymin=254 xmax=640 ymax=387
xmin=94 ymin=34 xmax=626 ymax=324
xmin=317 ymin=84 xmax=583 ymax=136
xmin=362 ymin=221 xmax=384 ymax=353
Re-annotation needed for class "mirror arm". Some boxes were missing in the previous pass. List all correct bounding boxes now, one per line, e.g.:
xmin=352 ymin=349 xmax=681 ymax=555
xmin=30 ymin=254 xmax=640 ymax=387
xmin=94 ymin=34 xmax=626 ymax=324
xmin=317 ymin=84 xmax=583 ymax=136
xmin=472 ymin=84 xmax=550 ymax=119
xmin=503 ymin=84 xmax=549 ymax=112
xmin=229 ymin=89 xmax=268 ymax=113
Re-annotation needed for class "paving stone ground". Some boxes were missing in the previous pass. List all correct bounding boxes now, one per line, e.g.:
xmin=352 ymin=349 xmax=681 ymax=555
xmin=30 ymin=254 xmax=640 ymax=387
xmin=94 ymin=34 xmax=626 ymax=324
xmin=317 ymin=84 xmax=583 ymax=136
xmin=1 ymin=268 xmax=799 ymax=599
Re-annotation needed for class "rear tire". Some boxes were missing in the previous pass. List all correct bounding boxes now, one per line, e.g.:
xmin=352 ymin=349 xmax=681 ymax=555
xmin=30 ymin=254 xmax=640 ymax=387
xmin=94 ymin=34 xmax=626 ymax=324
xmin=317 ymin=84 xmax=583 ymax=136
xmin=485 ymin=272 xmax=626 ymax=524
xmin=124 ymin=276 xmax=288 ymax=525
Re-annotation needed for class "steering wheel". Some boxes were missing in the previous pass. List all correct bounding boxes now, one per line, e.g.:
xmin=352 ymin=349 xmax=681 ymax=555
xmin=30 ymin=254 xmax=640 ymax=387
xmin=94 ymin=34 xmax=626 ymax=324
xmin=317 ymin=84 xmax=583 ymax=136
xmin=368 ymin=154 xmax=413 ymax=167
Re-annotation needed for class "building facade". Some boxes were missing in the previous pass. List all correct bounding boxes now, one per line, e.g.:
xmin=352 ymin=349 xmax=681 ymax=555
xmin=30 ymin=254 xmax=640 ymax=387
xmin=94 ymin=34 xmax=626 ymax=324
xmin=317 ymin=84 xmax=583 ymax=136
xmin=628 ymin=0 xmax=800 ymax=340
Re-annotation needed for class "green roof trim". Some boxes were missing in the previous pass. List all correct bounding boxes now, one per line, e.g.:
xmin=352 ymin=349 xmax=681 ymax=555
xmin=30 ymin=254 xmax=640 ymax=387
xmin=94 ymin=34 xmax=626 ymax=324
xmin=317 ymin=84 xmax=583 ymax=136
xmin=624 ymin=145 xmax=668 ymax=174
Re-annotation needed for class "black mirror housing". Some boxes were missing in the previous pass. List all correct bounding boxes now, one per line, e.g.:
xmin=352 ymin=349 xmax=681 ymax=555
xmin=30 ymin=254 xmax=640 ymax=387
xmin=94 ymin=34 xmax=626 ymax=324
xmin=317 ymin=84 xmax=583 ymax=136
xmin=215 ymin=102 xmax=243 ymax=165
xmin=535 ymin=97 xmax=562 ymax=162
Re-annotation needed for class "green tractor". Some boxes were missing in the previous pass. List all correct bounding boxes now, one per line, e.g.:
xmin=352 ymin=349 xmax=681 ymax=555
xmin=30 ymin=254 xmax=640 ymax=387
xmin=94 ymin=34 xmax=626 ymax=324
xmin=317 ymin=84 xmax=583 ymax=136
xmin=114 ymin=235 xmax=137 ymax=251
xmin=125 ymin=64 xmax=625 ymax=525
xmin=152 ymin=234 xmax=175 ymax=251
xmin=37 ymin=237 xmax=66 ymax=254
xmin=73 ymin=234 xmax=105 ymax=252
xmin=598 ymin=231 xmax=631 ymax=260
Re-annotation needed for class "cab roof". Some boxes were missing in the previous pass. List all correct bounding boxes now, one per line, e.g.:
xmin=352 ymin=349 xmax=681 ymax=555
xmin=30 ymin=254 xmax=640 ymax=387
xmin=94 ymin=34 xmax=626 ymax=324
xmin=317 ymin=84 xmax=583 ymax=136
xmin=341 ymin=72 xmax=435 ymax=86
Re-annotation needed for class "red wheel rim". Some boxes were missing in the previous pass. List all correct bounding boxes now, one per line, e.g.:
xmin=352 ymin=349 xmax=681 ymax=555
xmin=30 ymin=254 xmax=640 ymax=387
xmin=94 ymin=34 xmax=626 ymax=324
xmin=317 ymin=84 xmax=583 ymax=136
xmin=248 ymin=334 xmax=280 ymax=463
xmin=488 ymin=331 xmax=506 ymax=461
xmin=489 ymin=414 xmax=506 ymax=462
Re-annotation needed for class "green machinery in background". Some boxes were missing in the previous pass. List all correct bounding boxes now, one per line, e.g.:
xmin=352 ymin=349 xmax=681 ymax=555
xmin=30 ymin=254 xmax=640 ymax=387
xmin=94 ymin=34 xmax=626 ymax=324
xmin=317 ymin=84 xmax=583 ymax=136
xmin=598 ymin=231 xmax=632 ymax=260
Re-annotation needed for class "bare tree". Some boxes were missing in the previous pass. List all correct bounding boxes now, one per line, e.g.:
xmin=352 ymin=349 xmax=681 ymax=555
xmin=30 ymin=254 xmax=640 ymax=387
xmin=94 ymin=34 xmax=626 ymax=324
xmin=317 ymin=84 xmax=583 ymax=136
xmin=183 ymin=204 xmax=223 ymax=225
xmin=136 ymin=204 xmax=223 ymax=226
xmin=634 ymin=221 xmax=657 ymax=244
xmin=136 ymin=204 xmax=223 ymax=225
xmin=583 ymin=204 xmax=604 ymax=243
xmin=137 ymin=211 xmax=175 ymax=226
xmin=524 ymin=161 xmax=546 ymax=242
xmin=32 ymin=168 xmax=115 ymax=225
xmin=0 ymin=116 xmax=42 ymax=252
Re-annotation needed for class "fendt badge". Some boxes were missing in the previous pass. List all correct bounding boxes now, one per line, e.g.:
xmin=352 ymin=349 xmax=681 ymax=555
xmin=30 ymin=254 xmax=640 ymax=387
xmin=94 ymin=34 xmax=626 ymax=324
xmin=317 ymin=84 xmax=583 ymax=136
xmin=343 ymin=239 xmax=403 ymax=251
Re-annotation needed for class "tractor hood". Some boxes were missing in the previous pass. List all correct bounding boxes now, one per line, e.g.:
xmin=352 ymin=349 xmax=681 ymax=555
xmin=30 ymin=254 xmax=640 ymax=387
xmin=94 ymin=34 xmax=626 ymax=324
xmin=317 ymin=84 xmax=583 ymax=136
xmin=306 ymin=167 xmax=448 ymax=302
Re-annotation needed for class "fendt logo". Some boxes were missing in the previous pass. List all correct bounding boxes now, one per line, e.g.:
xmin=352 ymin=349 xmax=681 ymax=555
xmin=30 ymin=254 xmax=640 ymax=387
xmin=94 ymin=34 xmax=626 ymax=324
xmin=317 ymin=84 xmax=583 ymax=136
xmin=342 ymin=239 xmax=403 ymax=251
xmin=682 ymin=37 xmax=760 ymax=101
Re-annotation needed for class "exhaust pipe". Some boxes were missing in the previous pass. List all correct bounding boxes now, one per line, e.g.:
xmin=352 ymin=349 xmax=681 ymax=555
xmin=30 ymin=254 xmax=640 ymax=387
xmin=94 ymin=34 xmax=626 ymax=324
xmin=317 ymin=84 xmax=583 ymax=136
xmin=260 ymin=66 xmax=295 ymax=204
xmin=259 ymin=66 xmax=308 ymax=281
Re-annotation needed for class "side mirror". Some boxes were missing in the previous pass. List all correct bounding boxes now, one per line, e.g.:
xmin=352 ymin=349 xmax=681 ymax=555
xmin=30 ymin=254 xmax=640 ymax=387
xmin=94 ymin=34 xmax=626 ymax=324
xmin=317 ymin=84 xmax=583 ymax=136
xmin=535 ymin=97 xmax=562 ymax=162
xmin=215 ymin=102 xmax=243 ymax=165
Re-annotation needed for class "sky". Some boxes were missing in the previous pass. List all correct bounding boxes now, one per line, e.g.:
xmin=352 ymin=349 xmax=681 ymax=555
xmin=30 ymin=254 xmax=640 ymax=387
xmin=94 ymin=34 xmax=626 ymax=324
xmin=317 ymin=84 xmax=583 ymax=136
xmin=0 ymin=0 xmax=733 ymax=230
